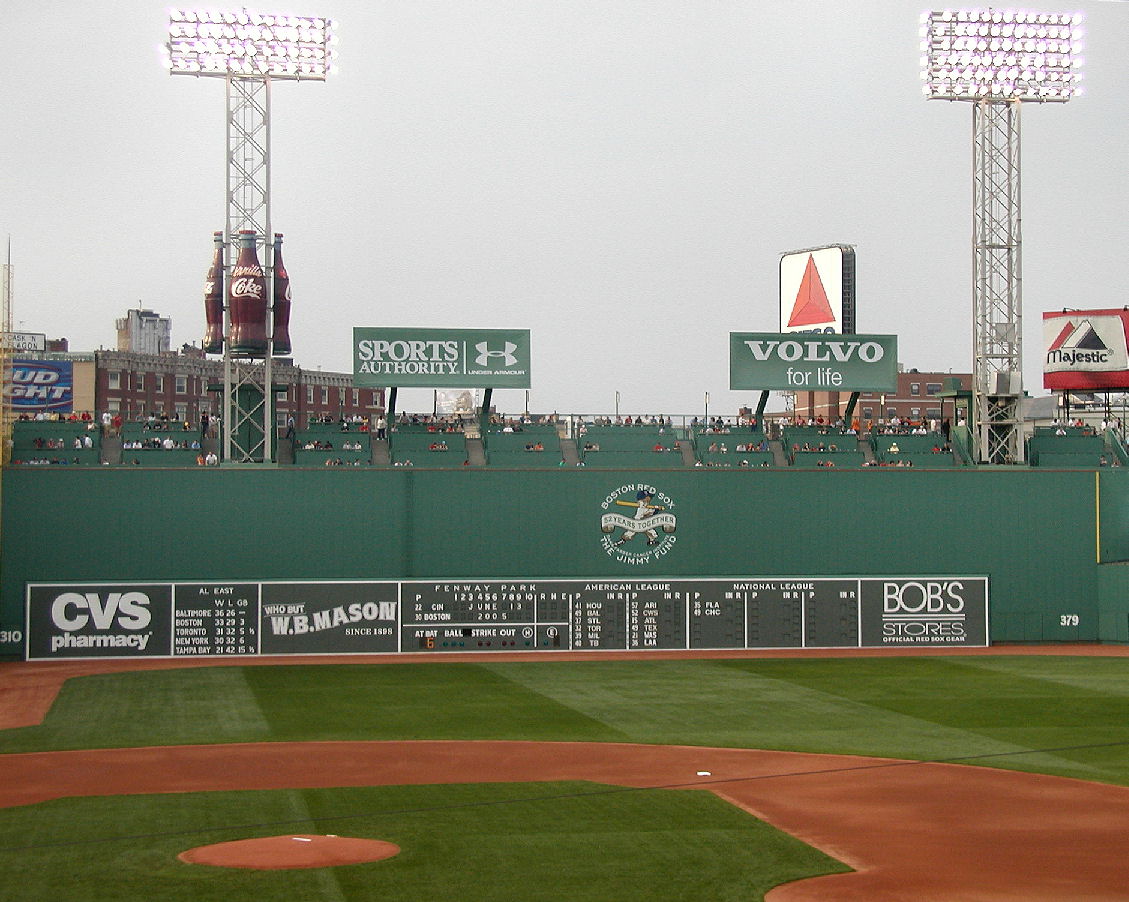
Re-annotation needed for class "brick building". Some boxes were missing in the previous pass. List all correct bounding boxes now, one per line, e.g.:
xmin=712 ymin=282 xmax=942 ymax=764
xmin=792 ymin=369 xmax=972 ymax=425
xmin=75 ymin=347 xmax=383 ymax=429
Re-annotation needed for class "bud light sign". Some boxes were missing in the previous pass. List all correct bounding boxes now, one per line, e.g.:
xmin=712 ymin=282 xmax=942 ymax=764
xmin=859 ymin=577 xmax=989 ymax=646
xmin=8 ymin=360 xmax=73 ymax=412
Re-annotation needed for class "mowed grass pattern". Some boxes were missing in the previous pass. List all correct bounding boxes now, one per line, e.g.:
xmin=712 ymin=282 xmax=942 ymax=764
xmin=0 ymin=783 xmax=846 ymax=902
xmin=4 ymin=657 xmax=1129 ymax=785
xmin=2 ymin=655 xmax=1129 ymax=901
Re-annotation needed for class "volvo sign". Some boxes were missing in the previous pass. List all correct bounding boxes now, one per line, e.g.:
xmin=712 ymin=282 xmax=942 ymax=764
xmin=730 ymin=332 xmax=898 ymax=392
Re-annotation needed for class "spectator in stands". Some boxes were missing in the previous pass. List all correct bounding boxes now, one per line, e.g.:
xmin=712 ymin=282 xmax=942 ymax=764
xmin=375 ymin=415 xmax=387 ymax=440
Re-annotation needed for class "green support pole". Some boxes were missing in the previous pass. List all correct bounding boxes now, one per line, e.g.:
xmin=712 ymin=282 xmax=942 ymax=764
xmin=844 ymin=392 xmax=860 ymax=425
xmin=480 ymin=387 xmax=493 ymax=436
xmin=755 ymin=390 xmax=769 ymax=425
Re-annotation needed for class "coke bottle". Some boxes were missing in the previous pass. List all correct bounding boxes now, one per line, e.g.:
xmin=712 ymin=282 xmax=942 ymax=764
xmin=227 ymin=230 xmax=268 ymax=357
xmin=202 ymin=231 xmax=225 ymax=354
xmin=271 ymin=232 xmax=292 ymax=356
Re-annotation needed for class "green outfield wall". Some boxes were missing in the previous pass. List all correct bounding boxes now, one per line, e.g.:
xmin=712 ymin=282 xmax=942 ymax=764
xmin=3 ymin=466 xmax=1128 ymax=657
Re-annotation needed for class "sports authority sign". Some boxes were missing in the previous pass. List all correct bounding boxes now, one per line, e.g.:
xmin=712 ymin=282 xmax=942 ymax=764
xmin=730 ymin=333 xmax=898 ymax=392
xmin=25 ymin=576 xmax=988 ymax=659
xmin=353 ymin=327 xmax=531 ymax=388
xmin=1043 ymin=310 xmax=1129 ymax=391
xmin=779 ymin=245 xmax=856 ymax=335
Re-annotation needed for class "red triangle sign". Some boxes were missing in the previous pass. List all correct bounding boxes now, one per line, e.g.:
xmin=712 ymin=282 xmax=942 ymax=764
xmin=787 ymin=255 xmax=836 ymax=328
xmin=1047 ymin=321 xmax=1075 ymax=352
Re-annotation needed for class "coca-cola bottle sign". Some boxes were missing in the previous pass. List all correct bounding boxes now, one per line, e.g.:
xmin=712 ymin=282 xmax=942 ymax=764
xmin=227 ymin=230 xmax=269 ymax=357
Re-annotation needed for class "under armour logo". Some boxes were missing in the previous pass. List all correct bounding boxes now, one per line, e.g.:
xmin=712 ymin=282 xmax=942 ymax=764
xmin=475 ymin=341 xmax=518 ymax=367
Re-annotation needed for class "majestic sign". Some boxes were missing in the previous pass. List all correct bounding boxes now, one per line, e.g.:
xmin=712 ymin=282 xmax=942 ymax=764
xmin=730 ymin=333 xmax=898 ymax=392
xmin=779 ymin=245 xmax=856 ymax=335
xmin=7 ymin=360 xmax=73 ymax=412
xmin=26 ymin=576 xmax=989 ymax=659
xmin=353 ymin=327 xmax=531 ymax=388
xmin=1043 ymin=310 xmax=1129 ymax=391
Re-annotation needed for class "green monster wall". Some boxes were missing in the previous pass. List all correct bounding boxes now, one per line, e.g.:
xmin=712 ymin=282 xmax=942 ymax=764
xmin=3 ymin=466 xmax=1128 ymax=657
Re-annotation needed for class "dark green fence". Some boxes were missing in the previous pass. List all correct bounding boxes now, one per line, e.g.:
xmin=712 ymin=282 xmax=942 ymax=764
xmin=3 ymin=466 xmax=1127 ymax=656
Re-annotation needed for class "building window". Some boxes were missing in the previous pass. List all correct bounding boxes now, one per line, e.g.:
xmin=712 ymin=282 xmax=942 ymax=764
xmin=926 ymin=383 xmax=942 ymax=396
xmin=175 ymin=404 xmax=187 ymax=422
xmin=107 ymin=372 xmax=121 ymax=390
xmin=306 ymin=386 xmax=314 ymax=404
xmin=927 ymin=407 xmax=942 ymax=420
xmin=371 ymin=391 xmax=380 ymax=407
xmin=910 ymin=408 xmax=921 ymax=418
xmin=887 ymin=407 xmax=897 ymax=419
xmin=136 ymin=373 xmax=144 ymax=391
xmin=321 ymin=386 xmax=329 ymax=405
xmin=155 ymin=375 xmax=164 ymax=393
xmin=910 ymin=383 xmax=921 ymax=396
xmin=862 ymin=407 xmax=874 ymax=420
xmin=108 ymin=399 xmax=120 ymax=412
xmin=352 ymin=389 xmax=359 ymax=406
xmin=175 ymin=375 xmax=188 ymax=394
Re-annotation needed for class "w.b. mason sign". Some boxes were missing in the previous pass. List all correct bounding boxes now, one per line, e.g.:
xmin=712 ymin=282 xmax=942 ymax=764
xmin=730 ymin=333 xmax=898 ymax=392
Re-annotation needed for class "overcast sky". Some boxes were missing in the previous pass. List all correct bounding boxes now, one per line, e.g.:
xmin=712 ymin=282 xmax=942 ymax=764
xmin=2 ymin=1 xmax=1127 ymax=417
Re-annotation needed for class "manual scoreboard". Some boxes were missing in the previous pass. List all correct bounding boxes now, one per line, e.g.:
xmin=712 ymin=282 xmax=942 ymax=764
xmin=25 ymin=577 xmax=988 ymax=660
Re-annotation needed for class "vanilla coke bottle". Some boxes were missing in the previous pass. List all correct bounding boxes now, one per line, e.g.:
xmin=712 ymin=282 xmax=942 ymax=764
xmin=271 ymin=233 xmax=292 ymax=356
xmin=227 ymin=230 xmax=268 ymax=357
xmin=202 ymin=231 xmax=225 ymax=354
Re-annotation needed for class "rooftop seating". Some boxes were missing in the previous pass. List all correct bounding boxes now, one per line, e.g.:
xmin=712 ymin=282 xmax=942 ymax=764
xmin=580 ymin=449 xmax=685 ymax=468
xmin=10 ymin=420 xmax=103 ymax=466
xmin=1032 ymin=451 xmax=1108 ymax=469
xmin=577 ymin=424 xmax=678 ymax=451
xmin=791 ymin=450 xmax=866 ymax=468
xmin=294 ymin=433 xmax=371 ymax=466
xmin=387 ymin=430 xmax=467 ymax=467
xmin=484 ymin=429 xmax=562 ymax=468
xmin=870 ymin=451 xmax=958 ymax=468
xmin=1027 ymin=432 xmax=1106 ymax=468
xmin=698 ymin=451 xmax=773 ymax=468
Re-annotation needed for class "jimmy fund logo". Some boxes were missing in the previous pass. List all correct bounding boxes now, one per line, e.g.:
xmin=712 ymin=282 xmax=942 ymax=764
xmin=599 ymin=483 xmax=677 ymax=564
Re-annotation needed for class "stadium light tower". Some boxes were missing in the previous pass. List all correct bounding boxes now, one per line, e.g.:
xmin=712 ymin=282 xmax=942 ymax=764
xmin=920 ymin=9 xmax=1083 ymax=464
xmin=163 ymin=8 xmax=337 ymax=462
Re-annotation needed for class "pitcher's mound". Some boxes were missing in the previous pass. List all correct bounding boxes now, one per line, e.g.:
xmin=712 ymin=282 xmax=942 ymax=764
xmin=179 ymin=834 xmax=400 ymax=869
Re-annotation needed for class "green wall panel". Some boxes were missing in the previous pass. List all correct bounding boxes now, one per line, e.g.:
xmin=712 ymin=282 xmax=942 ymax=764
xmin=0 ymin=466 xmax=1115 ymax=655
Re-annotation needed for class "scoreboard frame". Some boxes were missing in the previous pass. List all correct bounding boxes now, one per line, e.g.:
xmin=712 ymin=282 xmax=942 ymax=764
xmin=26 ymin=576 xmax=989 ymax=660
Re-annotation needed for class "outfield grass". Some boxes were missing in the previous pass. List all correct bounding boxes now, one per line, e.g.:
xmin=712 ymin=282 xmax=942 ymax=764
xmin=2 ymin=655 xmax=1129 ymax=901
xmin=0 ymin=783 xmax=846 ymax=902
